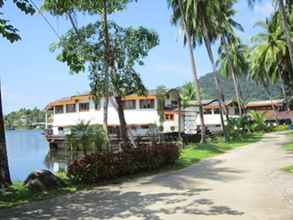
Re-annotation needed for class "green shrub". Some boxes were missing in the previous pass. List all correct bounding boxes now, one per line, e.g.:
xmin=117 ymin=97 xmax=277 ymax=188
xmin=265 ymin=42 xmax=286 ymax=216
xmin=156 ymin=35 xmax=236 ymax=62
xmin=65 ymin=122 xmax=107 ymax=155
xmin=67 ymin=143 xmax=179 ymax=184
xmin=227 ymin=115 xmax=252 ymax=139
xmin=248 ymin=111 xmax=267 ymax=132
xmin=272 ymin=124 xmax=288 ymax=132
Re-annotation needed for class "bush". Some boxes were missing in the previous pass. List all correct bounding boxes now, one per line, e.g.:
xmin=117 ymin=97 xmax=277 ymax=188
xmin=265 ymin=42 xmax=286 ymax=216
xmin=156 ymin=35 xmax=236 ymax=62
xmin=67 ymin=143 xmax=179 ymax=184
xmin=65 ymin=122 xmax=107 ymax=155
xmin=272 ymin=124 xmax=288 ymax=132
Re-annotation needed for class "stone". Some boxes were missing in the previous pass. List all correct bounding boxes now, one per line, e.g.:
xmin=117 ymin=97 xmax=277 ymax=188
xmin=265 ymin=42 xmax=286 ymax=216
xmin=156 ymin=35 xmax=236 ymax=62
xmin=24 ymin=170 xmax=64 ymax=192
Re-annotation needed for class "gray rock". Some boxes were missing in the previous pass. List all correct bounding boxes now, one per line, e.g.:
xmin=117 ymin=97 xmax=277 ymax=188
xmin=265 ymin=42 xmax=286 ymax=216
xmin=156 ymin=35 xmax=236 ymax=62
xmin=24 ymin=170 xmax=64 ymax=192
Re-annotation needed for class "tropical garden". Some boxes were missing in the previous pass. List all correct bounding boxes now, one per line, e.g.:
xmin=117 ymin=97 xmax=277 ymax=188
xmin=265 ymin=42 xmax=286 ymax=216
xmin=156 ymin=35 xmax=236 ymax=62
xmin=1 ymin=0 xmax=293 ymax=208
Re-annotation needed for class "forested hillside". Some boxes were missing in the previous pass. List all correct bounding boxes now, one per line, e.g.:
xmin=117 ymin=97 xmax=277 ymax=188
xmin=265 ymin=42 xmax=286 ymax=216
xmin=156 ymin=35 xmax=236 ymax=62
xmin=199 ymin=72 xmax=283 ymax=102
xmin=5 ymin=108 xmax=45 ymax=130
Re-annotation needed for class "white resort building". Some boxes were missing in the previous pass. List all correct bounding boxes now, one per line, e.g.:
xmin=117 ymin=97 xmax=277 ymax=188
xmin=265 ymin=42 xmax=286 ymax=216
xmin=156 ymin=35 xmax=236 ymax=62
xmin=45 ymin=90 xmax=239 ymax=142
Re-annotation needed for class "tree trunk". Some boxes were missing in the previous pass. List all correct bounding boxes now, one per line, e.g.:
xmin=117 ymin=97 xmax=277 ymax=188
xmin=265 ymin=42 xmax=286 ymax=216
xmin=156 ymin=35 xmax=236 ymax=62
xmin=0 ymin=82 xmax=11 ymax=188
xmin=279 ymin=0 xmax=293 ymax=73
xmin=280 ymin=74 xmax=291 ymax=111
xmin=178 ymin=1 xmax=206 ymax=143
xmin=221 ymin=36 xmax=243 ymax=116
xmin=264 ymin=85 xmax=279 ymax=124
xmin=202 ymin=26 xmax=228 ymax=142
xmin=101 ymin=0 xmax=111 ymax=148
xmin=115 ymin=96 xmax=129 ymax=147
xmin=231 ymin=67 xmax=243 ymax=116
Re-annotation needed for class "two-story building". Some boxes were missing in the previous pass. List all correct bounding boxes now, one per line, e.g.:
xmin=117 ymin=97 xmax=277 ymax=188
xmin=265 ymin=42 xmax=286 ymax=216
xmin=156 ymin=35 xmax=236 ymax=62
xmin=45 ymin=91 xmax=240 ymax=144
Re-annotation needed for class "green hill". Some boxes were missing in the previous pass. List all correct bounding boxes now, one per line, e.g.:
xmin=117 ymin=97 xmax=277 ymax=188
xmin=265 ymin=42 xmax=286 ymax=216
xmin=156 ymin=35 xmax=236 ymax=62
xmin=199 ymin=72 xmax=283 ymax=101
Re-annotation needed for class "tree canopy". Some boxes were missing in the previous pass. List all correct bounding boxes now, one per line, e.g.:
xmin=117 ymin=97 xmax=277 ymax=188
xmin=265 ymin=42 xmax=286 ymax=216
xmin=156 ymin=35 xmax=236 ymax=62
xmin=0 ymin=0 xmax=35 ymax=43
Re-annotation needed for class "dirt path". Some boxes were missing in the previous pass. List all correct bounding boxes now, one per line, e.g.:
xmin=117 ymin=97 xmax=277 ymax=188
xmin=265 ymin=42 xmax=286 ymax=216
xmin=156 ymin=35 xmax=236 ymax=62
xmin=1 ymin=132 xmax=293 ymax=220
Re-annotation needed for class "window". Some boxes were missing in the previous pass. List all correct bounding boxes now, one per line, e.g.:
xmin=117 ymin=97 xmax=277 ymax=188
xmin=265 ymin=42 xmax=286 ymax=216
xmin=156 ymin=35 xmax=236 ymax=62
xmin=66 ymin=104 xmax=76 ymax=113
xmin=204 ymin=109 xmax=212 ymax=114
xmin=214 ymin=109 xmax=220 ymax=114
xmin=122 ymin=100 xmax=136 ymax=109
xmin=165 ymin=113 xmax=174 ymax=121
xmin=139 ymin=99 xmax=155 ymax=109
xmin=55 ymin=105 xmax=64 ymax=114
xmin=95 ymin=100 xmax=101 ymax=110
xmin=79 ymin=103 xmax=90 ymax=112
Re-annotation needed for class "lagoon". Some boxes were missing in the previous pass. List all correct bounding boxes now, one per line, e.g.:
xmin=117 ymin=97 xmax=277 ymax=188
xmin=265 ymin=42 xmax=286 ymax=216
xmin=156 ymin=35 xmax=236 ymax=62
xmin=6 ymin=130 xmax=69 ymax=182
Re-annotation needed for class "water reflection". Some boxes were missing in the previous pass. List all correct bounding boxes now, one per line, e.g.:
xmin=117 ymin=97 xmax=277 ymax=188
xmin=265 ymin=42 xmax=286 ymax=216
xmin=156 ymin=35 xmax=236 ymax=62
xmin=44 ymin=150 xmax=84 ymax=173
xmin=6 ymin=130 xmax=82 ymax=182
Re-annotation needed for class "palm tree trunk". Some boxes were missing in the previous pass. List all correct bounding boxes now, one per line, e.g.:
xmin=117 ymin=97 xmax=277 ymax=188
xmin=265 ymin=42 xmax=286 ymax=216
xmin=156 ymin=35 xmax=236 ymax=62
xmin=264 ymin=85 xmax=279 ymax=124
xmin=221 ymin=36 xmax=243 ymax=116
xmin=231 ymin=67 xmax=243 ymax=116
xmin=279 ymin=0 xmax=293 ymax=72
xmin=202 ymin=26 xmax=228 ymax=142
xmin=178 ymin=1 xmax=206 ymax=143
xmin=280 ymin=74 xmax=291 ymax=111
xmin=0 ymin=82 xmax=11 ymax=188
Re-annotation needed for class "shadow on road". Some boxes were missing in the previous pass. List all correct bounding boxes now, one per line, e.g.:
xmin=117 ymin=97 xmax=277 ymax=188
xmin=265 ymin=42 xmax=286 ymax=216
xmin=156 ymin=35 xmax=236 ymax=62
xmin=0 ymin=187 xmax=244 ymax=220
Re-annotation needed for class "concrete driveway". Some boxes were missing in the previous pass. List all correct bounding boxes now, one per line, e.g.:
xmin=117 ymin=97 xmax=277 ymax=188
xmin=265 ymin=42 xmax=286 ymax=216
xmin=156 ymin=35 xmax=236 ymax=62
xmin=1 ymin=132 xmax=293 ymax=220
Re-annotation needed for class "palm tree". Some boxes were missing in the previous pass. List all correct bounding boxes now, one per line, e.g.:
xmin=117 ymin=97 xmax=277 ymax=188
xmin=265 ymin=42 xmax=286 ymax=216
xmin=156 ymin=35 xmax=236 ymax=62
xmin=247 ymin=0 xmax=293 ymax=76
xmin=218 ymin=37 xmax=249 ymax=116
xmin=180 ymin=82 xmax=197 ymax=108
xmin=173 ymin=0 xmax=237 ymax=141
xmin=250 ymin=17 xmax=292 ymax=110
xmin=168 ymin=0 xmax=206 ymax=143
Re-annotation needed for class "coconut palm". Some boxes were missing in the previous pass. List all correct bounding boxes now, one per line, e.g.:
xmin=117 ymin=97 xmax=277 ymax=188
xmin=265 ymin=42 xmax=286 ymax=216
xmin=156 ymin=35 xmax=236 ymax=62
xmin=218 ymin=37 xmax=249 ymax=116
xmin=180 ymin=82 xmax=197 ymax=108
xmin=247 ymin=0 xmax=293 ymax=75
xmin=250 ymin=16 xmax=293 ymax=110
xmin=168 ymin=0 xmax=207 ymax=143
xmin=171 ymin=0 xmax=244 ymax=142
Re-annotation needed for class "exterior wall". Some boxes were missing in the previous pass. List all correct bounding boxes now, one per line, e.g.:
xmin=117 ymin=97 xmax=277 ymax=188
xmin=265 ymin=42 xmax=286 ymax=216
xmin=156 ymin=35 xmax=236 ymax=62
xmin=51 ymin=98 xmax=160 ymax=136
xmin=48 ymin=95 xmax=239 ymax=136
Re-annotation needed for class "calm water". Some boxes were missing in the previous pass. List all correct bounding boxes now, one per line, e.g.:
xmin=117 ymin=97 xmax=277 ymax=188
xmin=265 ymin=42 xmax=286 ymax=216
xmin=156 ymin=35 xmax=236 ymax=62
xmin=6 ymin=130 xmax=70 ymax=182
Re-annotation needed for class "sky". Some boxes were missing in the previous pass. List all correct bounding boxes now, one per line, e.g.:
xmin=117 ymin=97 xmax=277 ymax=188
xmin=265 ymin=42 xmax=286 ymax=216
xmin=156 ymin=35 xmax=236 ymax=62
xmin=0 ymin=0 xmax=275 ymax=114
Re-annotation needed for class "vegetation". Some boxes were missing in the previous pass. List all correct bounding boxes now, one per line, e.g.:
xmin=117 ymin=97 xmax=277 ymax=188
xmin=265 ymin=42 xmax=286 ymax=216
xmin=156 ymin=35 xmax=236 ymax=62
xmin=168 ymin=0 xmax=207 ymax=143
xmin=65 ymin=122 xmax=107 ymax=155
xmin=67 ymin=143 xmax=179 ymax=184
xmin=43 ymin=0 xmax=159 ymax=146
xmin=4 ymin=108 xmax=46 ymax=130
xmin=176 ymin=132 xmax=264 ymax=169
xmin=282 ymin=142 xmax=293 ymax=151
xmin=0 ymin=174 xmax=79 ymax=209
xmin=282 ymin=165 xmax=293 ymax=173
xmin=199 ymin=73 xmax=282 ymax=101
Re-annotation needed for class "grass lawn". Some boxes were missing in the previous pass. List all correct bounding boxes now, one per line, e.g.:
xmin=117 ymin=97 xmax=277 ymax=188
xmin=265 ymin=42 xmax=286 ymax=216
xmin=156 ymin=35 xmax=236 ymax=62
xmin=175 ymin=132 xmax=264 ymax=169
xmin=0 ymin=173 xmax=79 ymax=209
xmin=282 ymin=165 xmax=293 ymax=173
xmin=282 ymin=143 xmax=293 ymax=151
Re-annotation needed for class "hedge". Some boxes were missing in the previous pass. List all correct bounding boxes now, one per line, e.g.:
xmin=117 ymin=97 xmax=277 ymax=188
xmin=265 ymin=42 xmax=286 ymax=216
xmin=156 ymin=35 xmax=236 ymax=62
xmin=67 ymin=143 xmax=179 ymax=184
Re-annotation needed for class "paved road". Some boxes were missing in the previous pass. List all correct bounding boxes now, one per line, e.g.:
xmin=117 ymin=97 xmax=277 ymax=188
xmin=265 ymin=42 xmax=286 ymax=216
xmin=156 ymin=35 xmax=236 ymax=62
xmin=1 ymin=132 xmax=293 ymax=220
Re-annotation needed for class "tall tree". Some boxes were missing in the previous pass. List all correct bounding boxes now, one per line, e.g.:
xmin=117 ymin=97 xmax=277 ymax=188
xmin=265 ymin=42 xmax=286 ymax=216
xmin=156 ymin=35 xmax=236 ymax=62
xmin=218 ymin=37 xmax=249 ymax=116
xmin=247 ymin=0 xmax=293 ymax=78
xmin=44 ymin=0 xmax=158 ymax=147
xmin=168 ymin=0 xmax=206 ymax=143
xmin=47 ymin=22 xmax=158 ymax=147
xmin=171 ymin=0 xmax=240 ymax=141
xmin=250 ymin=16 xmax=293 ymax=109
xmin=0 ymin=0 xmax=35 ymax=188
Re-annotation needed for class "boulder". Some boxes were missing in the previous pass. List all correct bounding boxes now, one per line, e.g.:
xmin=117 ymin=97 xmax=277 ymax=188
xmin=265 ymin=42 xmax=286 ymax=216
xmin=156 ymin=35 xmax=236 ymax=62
xmin=24 ymin=170 xmax=64 ymax=192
